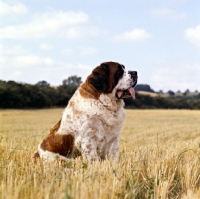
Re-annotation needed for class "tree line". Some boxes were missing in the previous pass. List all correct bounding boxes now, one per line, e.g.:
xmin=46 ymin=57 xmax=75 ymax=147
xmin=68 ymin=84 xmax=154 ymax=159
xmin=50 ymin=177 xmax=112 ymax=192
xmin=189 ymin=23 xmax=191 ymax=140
xmin=124 ymin=93 xmax=200 ymax=109
xmin=0 ymin=76 xmax=200 ymax=109
xmin=0 ymin=76 xmax=81 ymax=108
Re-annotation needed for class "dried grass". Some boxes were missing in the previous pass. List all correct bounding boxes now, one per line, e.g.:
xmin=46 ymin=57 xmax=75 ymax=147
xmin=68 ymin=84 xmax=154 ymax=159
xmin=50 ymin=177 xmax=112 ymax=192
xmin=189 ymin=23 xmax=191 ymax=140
xmin=0 ymin=109 xmax=200 ymax=199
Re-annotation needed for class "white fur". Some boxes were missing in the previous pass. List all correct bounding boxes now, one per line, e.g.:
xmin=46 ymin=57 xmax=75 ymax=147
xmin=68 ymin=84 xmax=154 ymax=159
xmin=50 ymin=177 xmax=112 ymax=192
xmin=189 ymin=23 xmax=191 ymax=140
xmin=38 ymin=68 xmax=134 ymax=162
xmin=55 ymin=89 xmax=125 ymax=162
xmin=115 ymin=69 xmax=134 ymax=91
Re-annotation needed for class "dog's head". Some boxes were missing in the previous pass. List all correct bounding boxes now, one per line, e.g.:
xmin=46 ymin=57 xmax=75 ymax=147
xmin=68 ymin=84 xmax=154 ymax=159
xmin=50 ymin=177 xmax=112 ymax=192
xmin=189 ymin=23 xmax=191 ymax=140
xmin=87 ymin=61 xmax=138 ymax=100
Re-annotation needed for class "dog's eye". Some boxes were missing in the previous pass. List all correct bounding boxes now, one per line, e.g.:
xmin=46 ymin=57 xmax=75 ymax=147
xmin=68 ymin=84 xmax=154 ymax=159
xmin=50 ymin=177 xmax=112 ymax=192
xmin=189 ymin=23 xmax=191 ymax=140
xmin=117 ymin=70 xmax=121 ymax=74
xmin=116 ymin=69 xmax=123 ymax=76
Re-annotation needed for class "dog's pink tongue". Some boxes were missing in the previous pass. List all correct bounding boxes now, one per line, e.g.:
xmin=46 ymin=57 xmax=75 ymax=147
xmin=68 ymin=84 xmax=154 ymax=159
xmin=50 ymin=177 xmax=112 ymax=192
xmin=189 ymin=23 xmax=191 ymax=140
xmin=117 ymin=91 xmax=123 ymax=98
xmin=128 ymin=87 xmax=135 ymax=99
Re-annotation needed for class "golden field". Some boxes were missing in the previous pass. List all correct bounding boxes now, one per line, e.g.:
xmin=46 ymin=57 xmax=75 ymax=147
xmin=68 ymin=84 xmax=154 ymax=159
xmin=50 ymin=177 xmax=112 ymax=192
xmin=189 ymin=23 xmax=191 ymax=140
xmin=0 ymin=109 xmax=200 ymax=199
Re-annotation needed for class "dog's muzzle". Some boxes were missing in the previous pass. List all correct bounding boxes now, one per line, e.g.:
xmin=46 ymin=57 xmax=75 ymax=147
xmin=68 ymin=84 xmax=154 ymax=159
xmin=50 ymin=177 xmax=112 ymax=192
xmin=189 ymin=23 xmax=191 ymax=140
xmin=128 ymin=71 xmax=138 ymax=86
xmin=116 ymin=70 xmax=138 ymax=100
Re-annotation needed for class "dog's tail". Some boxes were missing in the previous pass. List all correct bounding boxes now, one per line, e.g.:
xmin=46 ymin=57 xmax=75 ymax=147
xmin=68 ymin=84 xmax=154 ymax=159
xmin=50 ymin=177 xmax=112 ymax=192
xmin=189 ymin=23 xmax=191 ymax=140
xmin=33 ymin=151 xmax=40 ymax=163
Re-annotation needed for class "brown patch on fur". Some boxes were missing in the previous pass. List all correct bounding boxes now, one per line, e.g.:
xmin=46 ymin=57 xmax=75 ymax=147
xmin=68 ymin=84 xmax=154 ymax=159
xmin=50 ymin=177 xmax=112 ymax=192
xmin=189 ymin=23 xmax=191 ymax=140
xmin=79 ymin=81 xmax=101 ymax=99
xmin=39 ymin=119 xmax=80 ymax=159
xmin=66 ymin=114 xmax=71 ymax=119
xmin=33 ymin=151 xmax=40 ymax=163
xmin=86 ymin=144 xmax=92 ymax=151
xmin=68 ymin=101 xmax=75 ymax=108
xmin=72 ymin=109 xmax=81 ymax=115
xmin=80 ymin=62 xmax=122 ymax=98
xmin=67 ymin=101 xmax=81 ymax=116
xmin=103 ymin=62 xmax=122 ymax=93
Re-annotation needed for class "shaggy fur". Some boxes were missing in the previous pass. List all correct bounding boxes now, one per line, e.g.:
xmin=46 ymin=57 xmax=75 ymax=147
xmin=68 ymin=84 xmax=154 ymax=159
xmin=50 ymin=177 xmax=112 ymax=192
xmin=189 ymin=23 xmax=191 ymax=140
xmin=33 ymin=61 xmax=137 ymax=162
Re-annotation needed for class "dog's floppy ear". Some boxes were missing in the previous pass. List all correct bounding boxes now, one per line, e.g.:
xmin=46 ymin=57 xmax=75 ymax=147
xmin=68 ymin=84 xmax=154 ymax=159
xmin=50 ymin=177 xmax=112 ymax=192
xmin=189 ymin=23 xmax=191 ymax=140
xmin=89 ymin=63 xmax=109 ymax=92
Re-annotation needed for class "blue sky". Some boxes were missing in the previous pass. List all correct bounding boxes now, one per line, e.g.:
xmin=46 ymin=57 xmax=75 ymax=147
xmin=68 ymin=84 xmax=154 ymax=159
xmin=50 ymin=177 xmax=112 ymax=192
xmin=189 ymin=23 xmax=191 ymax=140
xmin=0 ymin=0 xmax=200 ymax=92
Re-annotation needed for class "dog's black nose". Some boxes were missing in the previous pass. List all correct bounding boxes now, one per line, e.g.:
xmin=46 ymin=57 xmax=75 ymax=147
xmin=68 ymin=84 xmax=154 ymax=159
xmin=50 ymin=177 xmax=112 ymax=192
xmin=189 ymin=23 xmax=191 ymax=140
xmin=128 ymin=71 xmax=137 ymax=78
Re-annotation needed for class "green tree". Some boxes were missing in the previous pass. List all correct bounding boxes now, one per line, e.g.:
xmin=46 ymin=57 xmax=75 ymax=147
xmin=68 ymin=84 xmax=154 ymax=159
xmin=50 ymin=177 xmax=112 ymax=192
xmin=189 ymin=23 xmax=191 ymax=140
xmin=62 ymin=76 xmax=82 ymax=87
xmin=61 ymin=75 xmax=82 ymax=96
xmin=36 ymin=81 xmax=50 ymax=87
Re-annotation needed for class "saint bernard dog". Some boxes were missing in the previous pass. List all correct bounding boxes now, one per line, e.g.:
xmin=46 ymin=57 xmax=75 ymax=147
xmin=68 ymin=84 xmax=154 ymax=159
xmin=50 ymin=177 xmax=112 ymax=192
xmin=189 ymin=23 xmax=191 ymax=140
xmin=33 ymin=61 xmax=137 ymax=162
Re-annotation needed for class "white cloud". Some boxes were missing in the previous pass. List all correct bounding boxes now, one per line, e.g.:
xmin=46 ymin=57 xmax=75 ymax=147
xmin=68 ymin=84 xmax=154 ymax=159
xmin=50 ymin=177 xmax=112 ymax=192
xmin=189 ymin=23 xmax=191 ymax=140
xmin=61 ymin=63 xmax=93 ymax=82
xmin=0 ymin=56 xmax=6 ymax=65
xmin=0 ymin=43 xmax=94 ymax=84
xmin=114 ymin=29 xmax=151 ymax=42
xmin=0 ymin=44 xmax=26 ymax=55
xmin=0 ymin=1 xmax=28 ymax=16
xmin=151 ymin=62 xmax=200 ymax=92
xmin=1 ymin=59 xmax=93 ymax=85
xmin=0 ymin=10 xmax=89 ymax=39
xmin=40 ymin=43 xmax=53 ymax=50
xmin=63 ymin=26 xmax=104 ymax=39
xmin=61 ymin=48 xmax=74 ymax=55
xmin=12 ymin=54 xmax=54 ymax=67
xmin=80 ymin=47 xmax=98 ymax=56
xmin=151 ymin=8 xmax=186 ymax=19
xmin=0 ymin=44 xmax=53 ymax=69
xmin=13 ymin=71 xmax=23 ymax=77
xmin=0 ymin=44 xmax=26 ymax=67
xmin=185 ymin=25 xmax=200 ymax=47
xmin=61 ymin=46 xmax=98 ymax=56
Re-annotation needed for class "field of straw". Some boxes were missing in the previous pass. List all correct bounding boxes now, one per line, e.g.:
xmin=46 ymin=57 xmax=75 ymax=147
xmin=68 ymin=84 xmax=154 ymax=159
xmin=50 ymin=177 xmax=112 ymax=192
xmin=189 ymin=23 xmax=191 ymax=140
xmin=1 ymin=109 xmax=200 ymax=199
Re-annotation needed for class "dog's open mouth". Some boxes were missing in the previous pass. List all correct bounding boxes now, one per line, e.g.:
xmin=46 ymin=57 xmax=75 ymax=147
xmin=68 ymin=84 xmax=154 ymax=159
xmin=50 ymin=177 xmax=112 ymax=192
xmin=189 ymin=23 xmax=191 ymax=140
xmin=116 ymin=87 xmax=135 ymax=99
xmin=116 ymin=82 xmax=137 ymax=100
